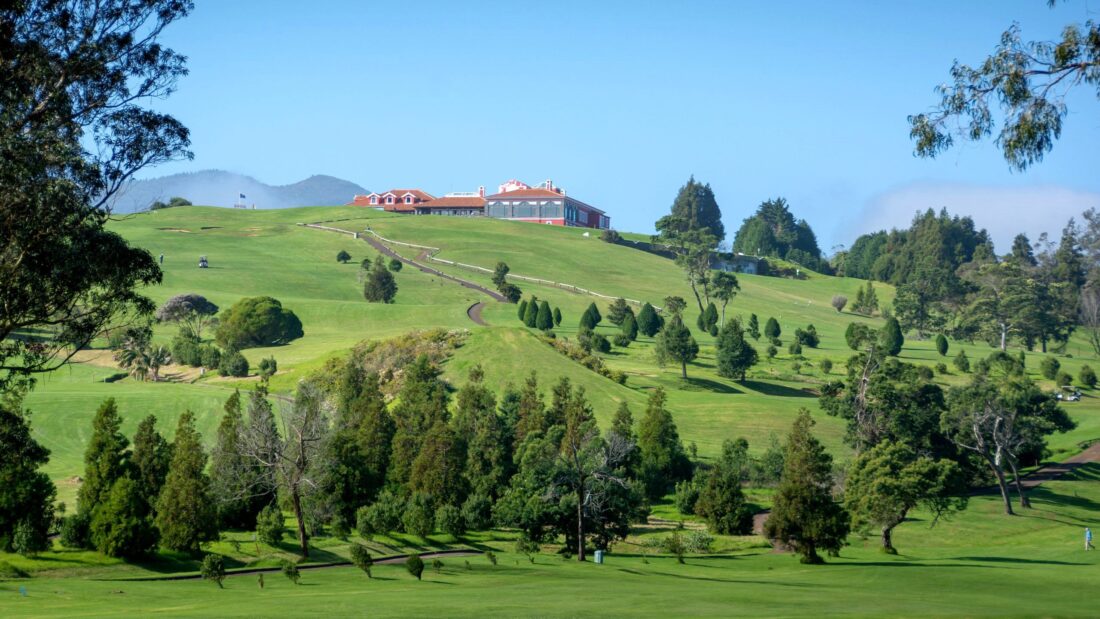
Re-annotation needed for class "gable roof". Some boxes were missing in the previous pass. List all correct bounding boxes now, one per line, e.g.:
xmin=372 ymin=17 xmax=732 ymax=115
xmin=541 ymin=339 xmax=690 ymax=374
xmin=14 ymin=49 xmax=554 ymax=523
xmin=380 ymin=188 xmax=435 ymax=201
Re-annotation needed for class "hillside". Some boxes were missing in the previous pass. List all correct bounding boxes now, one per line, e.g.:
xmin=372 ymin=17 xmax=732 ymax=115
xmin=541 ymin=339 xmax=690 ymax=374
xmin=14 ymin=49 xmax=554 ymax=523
xmin=22 ymin=205 xmax=1100 ymax=501
xmin=109 ymin=170 xmax=368 ymax=212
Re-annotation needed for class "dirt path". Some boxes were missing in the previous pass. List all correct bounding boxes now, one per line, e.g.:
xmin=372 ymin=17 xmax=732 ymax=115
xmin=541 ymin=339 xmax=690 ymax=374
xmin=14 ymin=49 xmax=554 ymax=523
xmin=128 ymin=549 xmax=480 ymax=581
xmin=356 ymin=231 xmax=507 ymax=303
xmin=467 ymin=301 xmax=488 ymax=326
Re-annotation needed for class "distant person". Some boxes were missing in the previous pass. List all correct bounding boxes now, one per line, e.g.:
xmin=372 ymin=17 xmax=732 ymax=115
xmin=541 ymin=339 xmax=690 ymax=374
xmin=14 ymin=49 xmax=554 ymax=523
xmin=1087 ymin=528 xmax=1094 ymax=551
xmin=159 ymin=252 xmax=164 ymax=264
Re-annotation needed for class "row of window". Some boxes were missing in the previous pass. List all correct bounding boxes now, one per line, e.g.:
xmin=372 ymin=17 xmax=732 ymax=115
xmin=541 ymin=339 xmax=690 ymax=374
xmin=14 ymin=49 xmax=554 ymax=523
xmin=368 ymin=194 xmax=418 ymax=206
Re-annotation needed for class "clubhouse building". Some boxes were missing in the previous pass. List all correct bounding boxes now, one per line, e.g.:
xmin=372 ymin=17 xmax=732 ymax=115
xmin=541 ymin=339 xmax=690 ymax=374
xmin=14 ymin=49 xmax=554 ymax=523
xmin=349 ymin=179 xmax=609 ymax=229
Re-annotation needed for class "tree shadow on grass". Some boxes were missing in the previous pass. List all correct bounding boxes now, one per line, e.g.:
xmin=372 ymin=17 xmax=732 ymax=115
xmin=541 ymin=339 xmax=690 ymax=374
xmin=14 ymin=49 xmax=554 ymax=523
xmin=679 ymin=376 xmax=742 ymax=394
xmin=951 ymin=556 xmax=1089 ymax=566
xmin=741 ymin=380 xmax=817 ymax=398
xmin=1027 ymin=485 xmax=1100 ymax=513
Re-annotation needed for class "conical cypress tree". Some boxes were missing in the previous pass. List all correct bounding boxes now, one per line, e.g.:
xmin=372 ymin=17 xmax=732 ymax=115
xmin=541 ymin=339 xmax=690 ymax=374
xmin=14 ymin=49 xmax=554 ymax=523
xmin=78 ymin=398 xmax=130 ymax=517
xmin=517 ymin=299 xmax=528 ymax=322
xmin=364 ymin=255 xmax=398 ymax=303
xmin=881 ymin=317 xmax=904 ymax=356
xmin=90 ymin=476 xmax=159 ymax=559
xmin=764 ymin=317 xmax=781 ymax=341
xmin=536 ymin=301 xmax=554 ymax=330
xmin=655 ymin=315 xmax=699 ymax=378
xmin=356 ymin=373 xmax=395 ymax=499
xmin=935 ymin=333 xmax=949 ymax=356
xmin=764 ymin=410 xmax=850 ymax=564
xmin=156 ymin=411 xmax=219 ymax=553
xmin=716 ymin=319 xmax=758 ymax=381
xmin=553 ymin=307 xmax=562 ymax=327
xmin=579 ymin=306 xmax=598 ymax=331
xmin=636 ymin=302 xmax=660 ymax=337
xmin=523 ymin=296 xmax=539 ymax=327
xmin=622 ymin=311 xmax=639 ymax=341
xmin=131 ymin=415 xmax=171 ymax=510
xmin=704 ymin=302 xmax=719 ymax=331
xmin=747 ymin=314 xmax=760 ymax=340
xmin=586 ymin=302 xmax=602 ymax=325
xmin=209 ymin=391 xmax=266 ymax=529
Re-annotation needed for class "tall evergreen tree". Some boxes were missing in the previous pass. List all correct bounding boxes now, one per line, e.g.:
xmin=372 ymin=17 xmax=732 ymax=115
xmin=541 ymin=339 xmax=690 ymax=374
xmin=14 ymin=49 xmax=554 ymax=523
xmin=514 ymin=372 xmax=547 ymax=444
xmin=553 ymin=307 xmax=562 ymax=327
xmin=658 ymin=176 xmax=725 ymax=242
xmin=636 ymin=302 xmax=660 ymax=337
xmin=637 ymin=388 xmax=692 ymax=500
xmin=90 ymin=476 xmax=159 ymax=558
xmin=409 ymin=421 xmax=467 ymax=507
xmin=1009 ymin=233 xmax=1038 ymax=267
xmin=747 ymin=313 xmax=760 ymax=340
xmin=586 ymin=302 xmax=602 ymax=325
xmin=536 ymin=301 xmax=554 ymax=331
xmin=78 ymin=398 xmax=130 ymax=517
xmin=655 ymin=314 xmax=699 ymax=379
xmin=209 ymin=391 xmax=265 ymax=529
xmin=695 ymin=439 xmax=753 ymax=534
xmin=608 ymin=401 xmax=640 ymax=476
xmin=389 ymin=355 xmax=450 ymax=484
xmin=765 ymin=410 xmax=850 ymax=564
xmin=881 ymin=317 xmax=904 ymax=356
xmin=607 ymin=298 xmax=631 ymax=326
xmin=245 ymin=385 xmax=280 ymax=506
xmin=764 ymin=317 xmax=781 ymax=341
xmin=621 ymin=311 xmax=639 ymax=341
xmin=452 ymin=367 xmax=510 ymax=500
xmin=130 ymin=415 xmax=172 ymax=510
xmin=156 ymin=411 xmax=219 ymax=553
xmin=517 ymin=299 xmax=528 ymax=322
xmin=716 ymin=318 xmax=758 ymax=381
xmin=355 ymin=373 xmax=394 ymax=502
xmin=523 ymin=296 xmax=540 ymax=327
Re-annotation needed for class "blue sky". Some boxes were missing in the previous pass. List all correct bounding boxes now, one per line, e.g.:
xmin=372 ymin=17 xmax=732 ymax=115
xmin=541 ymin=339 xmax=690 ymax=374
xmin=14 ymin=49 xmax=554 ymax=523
xmin=147 ymin=0 xmax=1100 ymax=251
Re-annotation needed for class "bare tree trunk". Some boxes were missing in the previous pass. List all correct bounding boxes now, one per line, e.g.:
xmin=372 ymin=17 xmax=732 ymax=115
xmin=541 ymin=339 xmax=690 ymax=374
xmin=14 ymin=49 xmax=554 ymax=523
xmin=1006 ymin=458 xmax=1032 ymax=509
xmin=291 ymin=487 xmax=309 ymax=557
xmin=1000 ymin=323 xmax=1008 ymax=352
xmin=988 ymin=460 xmax=1014 ymax=516
xmin=576 ymin=485 xmax=586 ymax=562
xmin=681 ymin=362 xmax=688 ymax=379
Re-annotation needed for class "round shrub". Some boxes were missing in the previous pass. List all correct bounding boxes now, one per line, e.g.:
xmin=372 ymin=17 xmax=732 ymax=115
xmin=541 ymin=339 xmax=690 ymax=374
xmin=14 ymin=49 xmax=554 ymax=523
xmin=1056 ymin=371 xmax=1074 ymax=387
xmin=435 ymin=504 xmax=464 ymax=538
xmin=388 ymin=258 xmax=403 ymax=272
xmin=788 ymin=341 xmax=802 ymax=356
xmin=406 ymin=554 xmax=425 ymax=580
xmin=256 ymin=504 xmax=285 ymax=546
xmin=350 ymin=543 xmax=373 ymax=577
xmin=200 ymin=345 xmax=222 ymax=369
xmin=461 ymin=494 xmax=492 ymax=531
xmin=258 ymin=356 xmax=277 ymax=378
xmin=935 ymin=362 xmax=949 ymax=375
xmin=219 ymin=350 xmax=249 ymax=377
xmin=215 ymin=296 xmax=304 ymax=350
xmin=916 ymin=365 xmax=934 ymax=381
xmin=953 ymin=350 xmax=970 ymax=373
xmin=612 ymin=333 xmax=632 ymax=348
xmin=201 ymin=554 xmax=226 ymax=588
xmin=766 ymin=345 xmax=777 ymax=360
xmin=171 ymin=337 xmax=202 ymax=367
xmin=819 ymin=358 xmax=833 ymax=374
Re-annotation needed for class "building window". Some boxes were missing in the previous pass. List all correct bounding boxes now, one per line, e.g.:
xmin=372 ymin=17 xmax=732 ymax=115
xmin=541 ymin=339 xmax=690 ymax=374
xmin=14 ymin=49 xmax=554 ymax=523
xmin=369 ymin=196 xmax=378 ymax=205
xmin=405 ymin=195 xmax=413 ymax=204
xmin=386 ymin=196 xmax=394 ymax=205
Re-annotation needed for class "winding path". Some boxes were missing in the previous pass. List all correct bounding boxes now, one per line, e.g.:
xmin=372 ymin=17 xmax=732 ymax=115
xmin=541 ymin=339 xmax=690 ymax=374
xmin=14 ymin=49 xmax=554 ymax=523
xmin=467 ymin=301 xmax=488 ymax=326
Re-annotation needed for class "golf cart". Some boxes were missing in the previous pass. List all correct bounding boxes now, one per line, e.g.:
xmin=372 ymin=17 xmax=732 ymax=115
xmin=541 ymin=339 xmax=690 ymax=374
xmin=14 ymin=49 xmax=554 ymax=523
xmin=1056 ymin=385 xmax=1082 ymax=402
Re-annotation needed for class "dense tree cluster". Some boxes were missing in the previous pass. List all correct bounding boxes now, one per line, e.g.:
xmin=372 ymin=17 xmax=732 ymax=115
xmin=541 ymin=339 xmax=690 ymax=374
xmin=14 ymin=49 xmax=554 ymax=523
xmin=732 ymin=198 xmax=829 ymax=274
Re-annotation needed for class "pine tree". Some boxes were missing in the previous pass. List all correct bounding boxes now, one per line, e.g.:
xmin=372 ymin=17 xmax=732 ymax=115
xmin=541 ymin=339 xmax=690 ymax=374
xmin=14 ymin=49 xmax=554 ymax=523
xmin=513 ymin=372 xmax=546 ymax=444
xmin=78 ymin=398 xmax=130 ymax=517
xmin=389 ymin=355 xmax=450 ymax=485
xmin=452 ymin=368 xmax=509 ymax=499
xmin=579 ymin=306 xmax=598 ymax=331
xmin=638 ymin=388 xmax=692 ymax=500
xmin=409 ymin=421 xmax=467 ymax=507
xmin=609 ymin=401 xmax=640 ymax=476
xmin=209 ymin=391 xmax=265 ymax=529
xmin=363 ymin=255 xmax=398 ymax=303
xmin=523 ymin=296 xmax=540 ymax=327
xmin=748 ymin=314 xmax=760 ymax=340
xmin=587 ymin=302 xmax=603 ymax=325
xmin=716 ymin=318 xmax=758 ymax=381
xmin=881 ymin=317 xmax=904 ymax=356
xmin=607 ymin=298 xmax=630 ymax=325
xmin=130 ymin=415 xmax=171 ymax=510
xmin=517 ymin=299 xmax=528 ymax=322
xmin=655 ymin=314 xmax=699 ymax=378
xmin=695 ymin=439 xmax=753 ymax=534
xmin=553 ymin=307 xmax=562 ymax=327
xmin=156 ymin=411 xmax=219 ymax=553
xmin=636 ymin=302 xmax=660 ymax=337
xmin=90 ymin=476 xmax=159 ymax=558
xmin=621 ymin=311 xmax=639 ymax=341
xmin=355 ymin=373 xmax=394 ymax=501
xmin=765 ymin=410 xmax=850 ymax=564
xmin=536 ymin=301 xmax=554 ymax=331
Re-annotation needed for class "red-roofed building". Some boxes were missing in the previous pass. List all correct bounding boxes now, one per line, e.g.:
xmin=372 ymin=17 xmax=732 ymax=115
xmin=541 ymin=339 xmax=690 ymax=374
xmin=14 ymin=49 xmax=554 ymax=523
xmin=351 ymin=179 xmax=609 ymax=229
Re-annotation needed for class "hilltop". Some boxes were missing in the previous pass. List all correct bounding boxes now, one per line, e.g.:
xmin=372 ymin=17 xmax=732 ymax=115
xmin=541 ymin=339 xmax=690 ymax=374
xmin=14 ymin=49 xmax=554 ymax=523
xmin=109 ymin=170 xmax=368 ymax=212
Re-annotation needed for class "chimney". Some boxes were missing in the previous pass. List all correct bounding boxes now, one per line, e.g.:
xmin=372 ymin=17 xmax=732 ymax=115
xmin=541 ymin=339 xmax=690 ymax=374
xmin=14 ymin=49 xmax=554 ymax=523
xmin=478 ymin=185 xmax=485 ymax=197
xmin=545 ymin=178 xmax=553 ymax=191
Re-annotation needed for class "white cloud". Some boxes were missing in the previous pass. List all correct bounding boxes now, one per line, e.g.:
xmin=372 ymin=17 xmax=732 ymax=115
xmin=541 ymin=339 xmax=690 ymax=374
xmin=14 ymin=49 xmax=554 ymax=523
xmin=846 ymin=182 xmax=1100 ymax=251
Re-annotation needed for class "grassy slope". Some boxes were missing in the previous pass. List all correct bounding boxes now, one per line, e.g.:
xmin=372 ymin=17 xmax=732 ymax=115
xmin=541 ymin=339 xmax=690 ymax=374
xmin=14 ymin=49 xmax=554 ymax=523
xmin=5 ymin=465 xmax=1099 ymax=618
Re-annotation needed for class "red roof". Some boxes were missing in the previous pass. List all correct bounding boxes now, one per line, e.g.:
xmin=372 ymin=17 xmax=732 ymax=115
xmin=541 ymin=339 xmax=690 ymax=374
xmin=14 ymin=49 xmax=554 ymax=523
xmin=381 ymin=188 xmax=435 ymax=201
xmin=483 ymin=188 xmax=564 ymax=200
xmin=418 ymin=196 xmax=486 ymax=208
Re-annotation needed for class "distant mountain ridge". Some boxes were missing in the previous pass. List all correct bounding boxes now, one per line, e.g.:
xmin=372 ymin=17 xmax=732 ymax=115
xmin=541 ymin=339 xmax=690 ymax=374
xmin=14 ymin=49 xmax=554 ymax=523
xmin=111 ymin=170 xmax=369 ymax=212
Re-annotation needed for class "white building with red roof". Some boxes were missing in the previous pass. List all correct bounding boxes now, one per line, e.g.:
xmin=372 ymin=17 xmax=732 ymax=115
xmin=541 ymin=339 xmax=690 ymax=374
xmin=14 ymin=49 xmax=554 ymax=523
xmin=351 ymin=179 xmax=609 ymax=229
